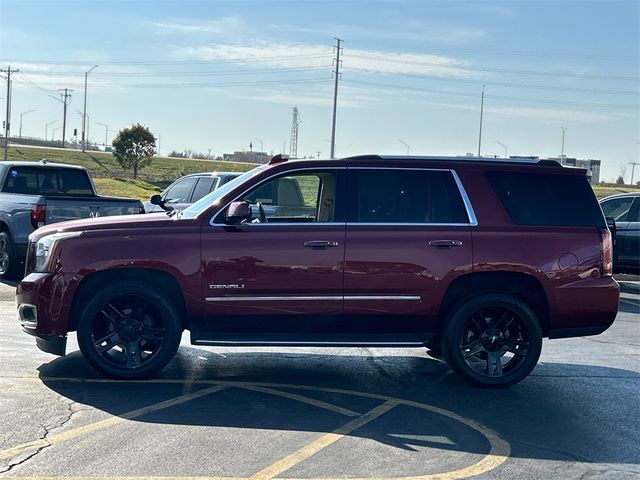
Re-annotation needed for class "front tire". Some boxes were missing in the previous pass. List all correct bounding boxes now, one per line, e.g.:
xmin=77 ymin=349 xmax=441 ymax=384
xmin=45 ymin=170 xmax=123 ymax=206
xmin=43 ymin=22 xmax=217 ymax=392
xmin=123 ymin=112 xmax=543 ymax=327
xmin=77 ymin=281 xmax=182 ymax=379
xmin=0 ymin=231 xmax=18 ymax=279
xmin=442 ymin=294 xmax=542 ymax=388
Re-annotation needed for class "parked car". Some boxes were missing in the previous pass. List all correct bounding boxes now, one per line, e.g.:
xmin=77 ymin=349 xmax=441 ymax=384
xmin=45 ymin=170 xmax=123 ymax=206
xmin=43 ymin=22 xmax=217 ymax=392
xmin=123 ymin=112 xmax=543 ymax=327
xmin=17 ymin=154 xmax=619 ymax=387
xmin=599 ymin=192 xmax=639 ymax=273
xmin=144 ymin=171 xmax=242 ymax=213
xmin=0 ymin=160 xmax=143 ymax=278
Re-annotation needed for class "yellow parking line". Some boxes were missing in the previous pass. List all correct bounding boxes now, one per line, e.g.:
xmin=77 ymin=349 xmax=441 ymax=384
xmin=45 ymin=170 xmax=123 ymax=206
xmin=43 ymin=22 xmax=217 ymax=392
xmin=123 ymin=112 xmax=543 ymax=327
xmin=249 ymin=400 xmax=399 ymax=480
xmin=0 ymin=384 xmax=228 ymax=461
xmin=238 ymin=385 xmax=360 ymax=417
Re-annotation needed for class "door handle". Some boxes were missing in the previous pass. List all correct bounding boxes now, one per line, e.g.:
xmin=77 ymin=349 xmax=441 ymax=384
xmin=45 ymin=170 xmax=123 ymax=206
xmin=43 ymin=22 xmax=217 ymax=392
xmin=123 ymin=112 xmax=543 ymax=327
xmin=304 ymin=240 xmax=339 ymax=249
xmin=428 ymin=240 xmax=463 ymax=248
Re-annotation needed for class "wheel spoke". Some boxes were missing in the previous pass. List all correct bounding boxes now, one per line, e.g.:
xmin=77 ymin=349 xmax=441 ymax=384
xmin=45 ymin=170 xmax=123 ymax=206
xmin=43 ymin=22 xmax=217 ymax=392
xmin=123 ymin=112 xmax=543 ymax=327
xmin=470 ymin=313 xmax=486 ymax=333
xmin=140 ymin=327 xmax=165 ymax=342
xmin=461 ymin=339 xmax=485 ymax=358
xmin=503 ymin=338 xmax=529 ymax=356
xmin=125 ymin=341 xmax=143 ymax=368
xmin=486 ymin=351 xmax=504 ymax=377
xmin=94 ymin=332 xmax=122 ymax=353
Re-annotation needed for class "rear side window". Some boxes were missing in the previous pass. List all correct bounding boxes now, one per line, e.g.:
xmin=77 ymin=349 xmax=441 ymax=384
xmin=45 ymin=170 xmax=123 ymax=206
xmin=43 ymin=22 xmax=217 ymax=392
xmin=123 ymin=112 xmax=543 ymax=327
xmin=600 ymin=196 xmax=634 ymax=222
xmin=2 ymin=167 xmax=93 ymax=196
xmin=487 ymin=171 xmax=605 ymax=227
xmin=351 ymin=169 xmax=469 ymax=224
xmin=191 ymin=177 xmax=216 ymax=202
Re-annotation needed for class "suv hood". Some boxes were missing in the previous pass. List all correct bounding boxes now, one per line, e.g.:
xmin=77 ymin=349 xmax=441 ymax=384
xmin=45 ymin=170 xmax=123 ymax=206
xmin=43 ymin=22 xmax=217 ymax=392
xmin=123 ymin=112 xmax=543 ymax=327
xmin=30 ymin=212 xmax=176 ymax=242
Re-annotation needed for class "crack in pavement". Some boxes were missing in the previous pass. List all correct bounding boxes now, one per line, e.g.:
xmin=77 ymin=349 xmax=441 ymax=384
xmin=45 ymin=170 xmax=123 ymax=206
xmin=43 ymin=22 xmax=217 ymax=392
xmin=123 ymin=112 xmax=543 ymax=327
xmin=0 ymin=398 xmax=81 ymax=475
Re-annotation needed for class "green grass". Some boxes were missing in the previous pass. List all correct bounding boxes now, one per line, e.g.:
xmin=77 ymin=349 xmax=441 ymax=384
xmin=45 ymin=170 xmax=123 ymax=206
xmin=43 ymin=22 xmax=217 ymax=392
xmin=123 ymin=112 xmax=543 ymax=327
xmin=593 ymin=184 xmax=640 ymax=200
xmin=6 ymin=146 xmax=257 ymax=198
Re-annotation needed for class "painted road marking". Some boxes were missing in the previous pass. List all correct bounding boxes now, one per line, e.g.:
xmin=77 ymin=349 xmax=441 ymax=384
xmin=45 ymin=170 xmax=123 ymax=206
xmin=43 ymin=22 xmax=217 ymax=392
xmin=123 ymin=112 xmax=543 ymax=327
xmin=250 ymin=400 xmax=400 ymax=480
xmin=0 ymin=384 xmax=228 ymax=461
xmin=0 ymin=378 xmax=511 ymax=479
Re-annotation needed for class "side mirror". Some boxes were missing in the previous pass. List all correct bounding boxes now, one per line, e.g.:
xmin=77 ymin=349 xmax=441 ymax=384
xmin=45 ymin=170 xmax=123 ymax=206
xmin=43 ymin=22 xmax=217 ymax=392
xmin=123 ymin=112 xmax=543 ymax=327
xmin=606 ymin=217 xmax=617 ymax=245
xmin=150 ymin=194 xmax=172 ymax=211
xmin=225 ymin=201 xmax=252 ymax=224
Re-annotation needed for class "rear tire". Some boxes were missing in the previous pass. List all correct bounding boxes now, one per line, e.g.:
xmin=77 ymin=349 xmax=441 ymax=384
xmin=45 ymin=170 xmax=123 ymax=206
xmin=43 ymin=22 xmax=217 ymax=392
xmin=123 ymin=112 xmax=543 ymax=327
xmin=77 ymin=281 xmax=182 ymax=379
xmin=442 ymin=294 xmax=542 ymax=388
xmin=0 ymin=231 xmax=18 ymax=279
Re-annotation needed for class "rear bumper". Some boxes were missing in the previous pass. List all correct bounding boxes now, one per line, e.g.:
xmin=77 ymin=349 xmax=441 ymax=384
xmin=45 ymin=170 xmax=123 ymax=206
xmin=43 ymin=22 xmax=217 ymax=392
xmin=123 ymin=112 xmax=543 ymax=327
xmin=548 ymin=276 xmax=620 ymax=337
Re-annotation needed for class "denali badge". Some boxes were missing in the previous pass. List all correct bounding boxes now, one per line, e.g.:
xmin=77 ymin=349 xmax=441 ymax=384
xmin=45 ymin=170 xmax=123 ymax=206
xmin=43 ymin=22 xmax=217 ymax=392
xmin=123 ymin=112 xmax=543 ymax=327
xmin=209 ymin=284 xmax=245 ymax=289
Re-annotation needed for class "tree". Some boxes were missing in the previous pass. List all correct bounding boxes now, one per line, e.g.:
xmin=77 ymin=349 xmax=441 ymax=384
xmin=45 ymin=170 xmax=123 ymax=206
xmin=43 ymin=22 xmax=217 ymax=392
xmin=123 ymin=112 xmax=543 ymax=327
xmin=112 ymin=123 xmax=156 ymax=179
xmin=616 ymin=175 xmax=625 ymax=185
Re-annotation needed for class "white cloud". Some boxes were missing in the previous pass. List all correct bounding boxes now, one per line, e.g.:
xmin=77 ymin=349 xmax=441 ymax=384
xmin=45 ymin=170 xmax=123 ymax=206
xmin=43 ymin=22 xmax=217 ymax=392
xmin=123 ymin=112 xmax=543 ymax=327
xmin=152 ymin=17 xmax=248 ymax=35
xmin=174 ymin=42 xmax=473 ymax=78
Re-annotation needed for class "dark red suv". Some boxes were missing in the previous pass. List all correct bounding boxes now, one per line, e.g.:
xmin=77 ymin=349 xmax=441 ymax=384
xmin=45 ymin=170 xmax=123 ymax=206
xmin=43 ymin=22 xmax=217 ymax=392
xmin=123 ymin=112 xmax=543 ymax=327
xmin=17 ymin=155 xmax=619 ymax=387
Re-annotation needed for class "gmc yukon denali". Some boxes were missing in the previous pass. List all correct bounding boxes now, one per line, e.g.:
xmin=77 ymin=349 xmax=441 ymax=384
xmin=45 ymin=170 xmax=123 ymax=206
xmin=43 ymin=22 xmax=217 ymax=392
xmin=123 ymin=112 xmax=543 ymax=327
xmin=17 ymin=155 xmax=619 ymax=387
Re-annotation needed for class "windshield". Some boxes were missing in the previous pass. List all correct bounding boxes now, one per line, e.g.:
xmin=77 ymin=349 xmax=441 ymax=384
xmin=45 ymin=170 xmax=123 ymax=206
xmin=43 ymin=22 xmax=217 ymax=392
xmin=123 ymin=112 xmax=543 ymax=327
xmin=179 ymin=166 xmax=267 ymax=219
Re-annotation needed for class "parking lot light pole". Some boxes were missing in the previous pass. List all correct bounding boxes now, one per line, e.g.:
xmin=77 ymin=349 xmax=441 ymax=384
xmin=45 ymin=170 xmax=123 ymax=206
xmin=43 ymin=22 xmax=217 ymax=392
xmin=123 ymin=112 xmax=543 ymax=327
xmin=82 ymin=65 xmax=98 ymax=152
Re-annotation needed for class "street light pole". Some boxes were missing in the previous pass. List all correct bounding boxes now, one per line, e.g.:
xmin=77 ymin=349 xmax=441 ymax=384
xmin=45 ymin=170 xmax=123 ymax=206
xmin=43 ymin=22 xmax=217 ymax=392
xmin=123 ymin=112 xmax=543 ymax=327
xmin=19 ymin=110 xmax=35 ymax=138
xmin=45 ymin=120 xmax=57 ymax=141
xmin=495 ymin=140 xmax=507 ymax=158
xmin=254 ymin=138 xmax=264 ymax=153
xmin=477 ymin=85 xmax=485 ymax=157
xmin=82 ymin=65 xmax=98 ymax=152
xmin=561 ymin=127 xmax=567 ymax=159
xmin=52 ymin=126 xmax=61 ymax=141
xmin=398 ymin=139 xmax=410 ymax=155
xmin=96 ymin=122 xmax=108 ymax=148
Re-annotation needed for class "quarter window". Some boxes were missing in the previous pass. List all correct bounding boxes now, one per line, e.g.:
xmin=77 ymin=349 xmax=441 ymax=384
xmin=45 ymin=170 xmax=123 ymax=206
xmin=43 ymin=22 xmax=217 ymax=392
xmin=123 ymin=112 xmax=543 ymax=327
xmin=351 ymin=169 xmax=469 ymax=224
xmin=600 ymin=197 xmax=635 ymax=222
xmin=191 ymin=178 xmax=216 ymax=203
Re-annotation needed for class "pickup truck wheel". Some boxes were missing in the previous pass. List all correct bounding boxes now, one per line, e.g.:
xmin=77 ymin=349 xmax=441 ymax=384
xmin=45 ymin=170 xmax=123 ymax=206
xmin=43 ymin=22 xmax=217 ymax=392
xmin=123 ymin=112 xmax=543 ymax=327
xmin=442 ymin=294 xmax=542 ymax=388
xmin=77 ymin=282 xmax=182 ymax=379
xmin=0 ymin=231 xmax=18 ymax=279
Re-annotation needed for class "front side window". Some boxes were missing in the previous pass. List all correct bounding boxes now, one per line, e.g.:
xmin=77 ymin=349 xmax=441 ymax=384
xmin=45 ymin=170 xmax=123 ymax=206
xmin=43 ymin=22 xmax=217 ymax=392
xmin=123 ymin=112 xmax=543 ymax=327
xmin=163 ymin=178 xmax=197 ymax=204
xmin=351 ymin=169 xmax=469 ymax=224
xmin=600 ymin=197 xmax=635 ymax=222
xmin=238 ymin=171 xmax=338 ymax=223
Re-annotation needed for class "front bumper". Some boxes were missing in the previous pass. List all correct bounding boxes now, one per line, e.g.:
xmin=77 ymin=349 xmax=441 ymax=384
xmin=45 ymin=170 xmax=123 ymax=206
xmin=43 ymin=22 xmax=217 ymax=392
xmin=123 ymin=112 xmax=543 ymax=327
xmin=17 ymin=272 xmax=78 ymax=356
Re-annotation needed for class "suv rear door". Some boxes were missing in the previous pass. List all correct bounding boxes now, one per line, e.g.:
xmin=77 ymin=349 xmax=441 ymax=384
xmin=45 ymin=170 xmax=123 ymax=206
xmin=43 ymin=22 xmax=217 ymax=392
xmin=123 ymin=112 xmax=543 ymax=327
xmin=343 ymin=167 xmax=474 ymax=339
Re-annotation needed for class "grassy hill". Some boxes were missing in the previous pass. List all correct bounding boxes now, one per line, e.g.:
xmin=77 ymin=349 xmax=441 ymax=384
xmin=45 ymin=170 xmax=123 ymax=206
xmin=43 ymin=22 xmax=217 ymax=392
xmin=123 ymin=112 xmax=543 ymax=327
xmin=3 ymin=145 xmax=639 ymax=201
xmin=5 ymin=145 xmax=258 ymax=200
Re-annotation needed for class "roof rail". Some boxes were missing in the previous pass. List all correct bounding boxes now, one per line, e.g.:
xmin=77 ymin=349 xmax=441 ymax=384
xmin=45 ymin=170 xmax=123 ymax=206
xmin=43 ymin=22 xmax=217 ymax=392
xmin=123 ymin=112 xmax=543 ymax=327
xmin=348 ymin=154 xmax=563 ymax=167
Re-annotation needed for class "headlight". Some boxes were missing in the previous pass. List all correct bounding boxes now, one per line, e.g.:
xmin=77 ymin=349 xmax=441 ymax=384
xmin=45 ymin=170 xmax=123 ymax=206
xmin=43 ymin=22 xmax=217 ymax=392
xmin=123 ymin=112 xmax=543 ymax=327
xmin=33 ymin=231 xmax=83 ymax=273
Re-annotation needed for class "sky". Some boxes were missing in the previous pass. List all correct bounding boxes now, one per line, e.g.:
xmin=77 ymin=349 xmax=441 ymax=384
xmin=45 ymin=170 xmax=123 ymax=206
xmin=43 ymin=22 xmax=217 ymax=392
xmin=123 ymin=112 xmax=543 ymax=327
xmin=0 ymin=0 xmax=638 ymax=181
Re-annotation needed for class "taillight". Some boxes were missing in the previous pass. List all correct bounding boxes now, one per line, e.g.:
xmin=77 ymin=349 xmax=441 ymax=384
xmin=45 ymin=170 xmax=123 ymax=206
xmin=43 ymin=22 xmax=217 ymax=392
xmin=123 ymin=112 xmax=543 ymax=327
xmin=600 ymin=228 xmax=613 ymax=276
xmin=138 ymin=202 xmax=145 ymax=214
xmin=30 ymin=204 xmax=46 ymax=229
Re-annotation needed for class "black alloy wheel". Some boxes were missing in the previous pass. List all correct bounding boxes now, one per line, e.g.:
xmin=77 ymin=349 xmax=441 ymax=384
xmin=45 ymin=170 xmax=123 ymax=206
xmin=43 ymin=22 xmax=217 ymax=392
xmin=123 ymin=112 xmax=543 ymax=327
xmin=442 ymin=294 xmax=542 ymax=387
xmin=77 ymin=282 xmax=182 ymax=379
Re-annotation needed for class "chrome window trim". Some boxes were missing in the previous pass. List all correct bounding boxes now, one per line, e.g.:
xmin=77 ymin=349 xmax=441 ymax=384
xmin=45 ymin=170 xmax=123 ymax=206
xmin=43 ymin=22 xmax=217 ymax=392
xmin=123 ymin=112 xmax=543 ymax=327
xmin=346 ymin=222 xmax=470 ymax=227
xmin=205 ymin=295 xmax=421 ymax=302
xmin=210 ymin=166 xmax=347 ymax=226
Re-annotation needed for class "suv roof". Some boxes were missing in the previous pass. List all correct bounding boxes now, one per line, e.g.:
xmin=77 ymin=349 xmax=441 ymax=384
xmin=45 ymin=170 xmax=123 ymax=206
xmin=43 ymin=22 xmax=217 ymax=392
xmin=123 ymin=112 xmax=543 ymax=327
xmin=0 ymin=160 xmax=86 ymax=170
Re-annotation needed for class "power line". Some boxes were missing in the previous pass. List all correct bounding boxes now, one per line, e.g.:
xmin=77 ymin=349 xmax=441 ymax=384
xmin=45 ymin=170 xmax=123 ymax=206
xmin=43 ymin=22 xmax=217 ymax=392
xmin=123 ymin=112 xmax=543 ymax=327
xmin=343 ymin=79 xmax=640 ymax=110
xmin=18 ymin=66 xmax=332 ymax=77
xmin=347 ymin=53 xmax=640 ymax=81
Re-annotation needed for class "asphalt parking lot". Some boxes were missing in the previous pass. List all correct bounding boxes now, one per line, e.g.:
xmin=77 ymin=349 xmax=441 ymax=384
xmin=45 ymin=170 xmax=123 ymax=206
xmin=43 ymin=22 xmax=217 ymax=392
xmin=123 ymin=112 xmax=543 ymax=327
xmin=1 ymin=281 xmax=639 ymax=480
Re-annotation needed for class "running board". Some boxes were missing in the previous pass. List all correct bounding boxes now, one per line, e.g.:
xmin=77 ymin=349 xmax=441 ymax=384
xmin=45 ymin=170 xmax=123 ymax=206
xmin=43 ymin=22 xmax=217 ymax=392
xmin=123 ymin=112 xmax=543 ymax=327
xmin=190 ymin=332 xmax=431 ymax=347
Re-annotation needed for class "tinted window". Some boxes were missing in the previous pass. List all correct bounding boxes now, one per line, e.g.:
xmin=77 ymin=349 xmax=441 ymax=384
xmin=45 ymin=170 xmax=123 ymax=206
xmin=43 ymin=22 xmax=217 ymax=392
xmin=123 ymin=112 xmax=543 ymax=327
xmin=600 ymin=196 xmax=634 ymax=222
xmin=191 ymin=177 xmax=216 ymax=202
xmin=487 ymin=171 xmax=605 ymax=227
xmin=2 ymin=167 xmax=93 ymax=196
xmin=163 ymin=178 xmax=197 ymax=204
xmin=351 ymin=169 xmax=468 ymax=223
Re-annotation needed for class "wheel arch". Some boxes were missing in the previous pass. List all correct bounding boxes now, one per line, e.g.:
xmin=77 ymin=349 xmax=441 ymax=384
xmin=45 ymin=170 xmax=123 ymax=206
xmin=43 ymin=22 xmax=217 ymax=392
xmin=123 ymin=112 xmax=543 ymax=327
xmin=69 ymin=267 xmax=188 ymax=331
xmin=438 ymin=271 xmax=550 ymax=337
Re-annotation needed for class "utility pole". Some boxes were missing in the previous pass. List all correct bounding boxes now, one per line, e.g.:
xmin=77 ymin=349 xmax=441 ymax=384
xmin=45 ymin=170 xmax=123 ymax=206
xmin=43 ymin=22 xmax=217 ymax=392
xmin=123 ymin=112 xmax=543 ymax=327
xmin=629 ymin=162 xmax=640 ymax=186
xmin=330 ymin=38 xmax=342 ymax=159
xmin=59 ymin=89 xmax=72 ymax=148
xmin=477 ymin=85 xmax=485 ymax=157
xmin=560 ymin=127 xmax=567 ymax=159
xmin=1 ymin=66 xmax=19 ymax=161
xmin=19 ymin=110 xmax=35 ymax=138
xmin=82 ymin=65 xmax=98 ymax=152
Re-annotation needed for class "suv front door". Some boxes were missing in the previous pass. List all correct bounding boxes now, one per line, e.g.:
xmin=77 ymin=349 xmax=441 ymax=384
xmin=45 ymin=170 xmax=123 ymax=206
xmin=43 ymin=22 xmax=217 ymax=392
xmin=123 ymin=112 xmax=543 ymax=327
xmin=197 ymin=168 xmax=346 ymax=341
xmin=343 ymin=167 xmax=474 ymax=340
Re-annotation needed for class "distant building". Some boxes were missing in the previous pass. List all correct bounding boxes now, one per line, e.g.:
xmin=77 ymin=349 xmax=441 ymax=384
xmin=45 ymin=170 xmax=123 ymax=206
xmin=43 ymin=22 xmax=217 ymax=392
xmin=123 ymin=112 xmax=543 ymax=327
xmin=223 ymin=151 xmax=269 ymax=164
xmin=549 ymin=157 xmax=601 ymax=184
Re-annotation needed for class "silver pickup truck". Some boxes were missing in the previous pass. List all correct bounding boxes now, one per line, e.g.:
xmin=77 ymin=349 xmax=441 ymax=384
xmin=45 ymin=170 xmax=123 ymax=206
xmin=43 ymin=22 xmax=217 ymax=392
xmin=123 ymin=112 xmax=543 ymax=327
xmin=0 ymin=160 xmax=143 ymax=278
